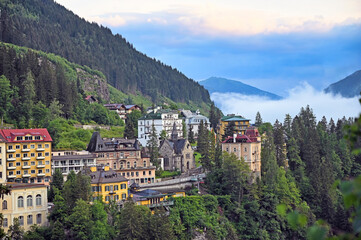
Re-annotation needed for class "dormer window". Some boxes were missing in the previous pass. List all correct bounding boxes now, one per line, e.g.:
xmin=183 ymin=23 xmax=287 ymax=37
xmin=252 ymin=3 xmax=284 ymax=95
xmin=24 ymin=136 xmax=32 ymax=140
xmin=16 ymin=136 xmax=23 ymax=141
xmin=35 ymin=136 xmax=41 ymax=140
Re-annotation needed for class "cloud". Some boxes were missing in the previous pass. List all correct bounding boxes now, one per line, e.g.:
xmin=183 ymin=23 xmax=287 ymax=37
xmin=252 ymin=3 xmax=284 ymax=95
xmin=211 ymin=83 xmax=360 ymax=123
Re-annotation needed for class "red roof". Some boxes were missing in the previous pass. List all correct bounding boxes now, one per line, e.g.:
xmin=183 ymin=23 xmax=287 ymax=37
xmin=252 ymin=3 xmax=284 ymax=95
xmin=0 ymin=128 xmax=53 ymax=143
xmin=222 ymin=127 xmax=260 ymax=143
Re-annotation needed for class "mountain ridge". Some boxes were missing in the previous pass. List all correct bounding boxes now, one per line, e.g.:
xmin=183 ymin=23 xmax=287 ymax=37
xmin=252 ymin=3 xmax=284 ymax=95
xmin=199 ymin=77 xmax=282 ymax=100
xmin=324 ymin=70 xmax=361 ymax=98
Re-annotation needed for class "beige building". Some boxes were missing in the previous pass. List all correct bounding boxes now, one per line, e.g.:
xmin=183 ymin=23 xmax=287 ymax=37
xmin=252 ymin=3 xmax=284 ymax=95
xmin=1 ymin=183 xmax=48 ymax=232
xmin=222 ymin=127 xmax=261 ymax=178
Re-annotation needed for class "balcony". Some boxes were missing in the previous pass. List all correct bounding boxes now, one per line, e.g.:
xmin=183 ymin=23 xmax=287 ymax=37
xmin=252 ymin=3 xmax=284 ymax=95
xmin=22 ymin=174 xmax=31 ymax=178
xmin=7 ymin=158 xmax=16 ymax=161
xmin=22 ymin=157 xmax=31 ymax=161
xmin=109 ymin=190 xmax=116 ymax=194
xmin=7 ymin=149 xmax=16 ymax=153
xmin=37 ymin=165 xmax=45 ymax=168
xmin=22 ymin=166 xmax=31 ymax=169
xmin=36 ymin=148 xmax=45 ymax=152
xmin=147 ymin=200 xmax=174 ymax=208
xmin=22 ymin=149 xmax=30 ymax=152
xmin=37 ymin=173 xmax=45 ymax=177
xmin=36 ymin=156 xmax=45 ymax=160
xmin=8 ymin=175 xmax=16 ymax=179
xmin=7 ymin=166 xmax=16 ymax=170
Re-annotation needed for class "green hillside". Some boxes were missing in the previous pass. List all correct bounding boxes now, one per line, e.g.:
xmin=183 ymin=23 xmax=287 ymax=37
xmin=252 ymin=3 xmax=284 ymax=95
xmin=0 ymin=0 xmax=211 ymax=109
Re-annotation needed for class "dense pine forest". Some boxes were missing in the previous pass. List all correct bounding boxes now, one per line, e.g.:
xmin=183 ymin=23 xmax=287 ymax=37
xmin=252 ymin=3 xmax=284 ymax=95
xmin=0 ymin=0 xmax=211 ymax=105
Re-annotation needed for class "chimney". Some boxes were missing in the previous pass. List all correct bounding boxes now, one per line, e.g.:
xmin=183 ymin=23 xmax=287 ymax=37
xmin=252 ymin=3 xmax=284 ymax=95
xmin=233 ymin=133 xmax=237 ymax=143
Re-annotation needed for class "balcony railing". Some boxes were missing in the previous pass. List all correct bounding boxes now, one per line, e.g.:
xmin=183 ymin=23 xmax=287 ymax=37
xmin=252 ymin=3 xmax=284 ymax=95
xmin=37 ymin=173 xmax=45 ymax=177
xmin=36 ymin=148 xmax=45 ymax=151
xmin=37 ymin=165 xmax=45 ymax=168
xmin=8 ymin=175 xmax=16 ymax=178
xmin=7 ymin=149 xmax=16 ymax=153
xmin=22 ymin=174 xmax=31 ymax=178
xmin=22 ymin=149 xmax=30 ymax=152
xmin=22 ymin=166 xmax=31 ymax=169
xmin=22 ymin=157 xmax=31 ymax=161
xmin=7 ymin=158 xmax=16 ymax=161
xmin=36 ymin=156 xmax=45 ymax=160
xmin=147 ymin=200 xmax=174 ymax=208
xmin=7 ymin=166 xmax=16 ymax=170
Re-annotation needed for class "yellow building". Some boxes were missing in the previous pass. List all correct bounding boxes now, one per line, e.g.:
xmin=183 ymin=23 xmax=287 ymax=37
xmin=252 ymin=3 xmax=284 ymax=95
xmin=219 ymin=114 xmax=250 ymax=137
xmin=87 ymin=166 xmax=128 ymax=203
xmin=0 ymin=183 xmax=48 ymax=232
xmin=0 ymin=129 xmax=52 ymax=184
xmin=0 ymin=134 xmax=6 ymax=184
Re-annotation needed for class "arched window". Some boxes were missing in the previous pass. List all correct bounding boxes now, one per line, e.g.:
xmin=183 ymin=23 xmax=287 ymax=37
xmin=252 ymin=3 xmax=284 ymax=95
xmin=3 ymin=218 xmax=7 ymax=227
xmin=19 ymin=216 xmax=24 ymax=226
xmin=18 ymin=196 xmax=24 ymax=208
xmin=36 ymin=214 xmax=42 ymax=224
xmin=2 ymin=200 xmax=7 ymax=210
xmin=143 ymin=161 xmax=146 ymax=167
xmin=36 ymin=194 xmax=42 ymax=206
xmin=27 ymin=195 xmax=33 ymax=207
xmin=127 ymin=162 xmax=130 ymax=168
xmin=27 ymin=215 xmax=33 ymax=225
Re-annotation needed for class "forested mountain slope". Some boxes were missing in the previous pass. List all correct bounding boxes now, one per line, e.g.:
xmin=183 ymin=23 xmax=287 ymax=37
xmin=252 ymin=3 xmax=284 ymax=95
xmin=0 ymin=0 xmax=211 ymax=106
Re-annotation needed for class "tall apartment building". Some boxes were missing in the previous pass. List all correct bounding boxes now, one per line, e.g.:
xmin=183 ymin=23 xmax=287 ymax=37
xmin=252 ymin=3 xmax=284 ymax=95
xmin=138 ymin=109 xmax=183 ymax=146
xmin=221 ymin=127 xmax=261 ymax=178
xmin=0 ymin=183 xmax=48 ymax=232
xmin=0 ymin=129 xmax=52 ymax=184
xmin=0 ymin=134 xmax=6 ymax=184
xmin=87 ymin=132 xmax=156 ymax=185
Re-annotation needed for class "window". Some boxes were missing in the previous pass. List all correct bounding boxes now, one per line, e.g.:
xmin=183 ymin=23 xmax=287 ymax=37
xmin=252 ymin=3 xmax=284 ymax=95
xmin=16 ymin=171 xmax=21 ymax=175
xmin=105 ymin=186 xmax=110 ymax=191
xmin=31 ymin=161 xmax=35 ymax=165
xmin=113 ymin=162 xmax=117 ymax=169
xmin=27 ymin=195 xmax=33 ymax=207
xmin=8 ymin=154 xmax=13 ymax=158
xmin=122 ymin=193 xmax=126 ymax=200
xmin=9 ymin=171 xmax=13 ymax=176
xmin=30 ymin=144 xmax=35 ymax=149
xmin=23 ymin=145 xmax=28 ymax=149
xmin=2 ymin=200 xmax=7 ymax=210
xmin=244 ymin=147 xmax=247 ymax=152
xmin=136 ymin=172 xmax=139 ymax=177
xmin=35 ymin=136 xmax=41 ymax=140
xmin=38 ymin=144 xmax=42 ymax=148
xmin=8 ymin=145 xmax=13 ymax=150
xmin=234 ymin=148 xmax=236 ymax=152
xmin=19 ymin=216 xmax=24 ymax=226
xmin=16 ymin=162 xmax=20 ymax=166
xmin=25 ymin=136 xmax=32 ymax=140
xmin=36 ymin=214 xmax=41 ymax=224
xmin=45 ymin=152 xmax=49 ymax=156
xmin=23 ymin=153 xmax=28 ymax=158
xmin=46 ymin=169 xmax=50 ymax=173
xmin=149 ymin=171 xmax=152 ymax=175
xmin=226 ymin=148 xmax=229 ymax=152
xmin=45 ymin=161 xmax=50 ymax=165
xmin=37 ymin=153 xmax=42 ymax=157
xmin=38 ymin=170 xmax=43 ymax=174
xmin=120 ymin=183 xmax=126 ymax=189
xmin=30 ymin=153 xmax=35 ymax=157
xmin=3 ymin=218 xmax=7 ymax=227
xmin=27 ymin=215 xmax=33 ymax=225
xmin=143 ymin=171 xmax=146 ymax=176
xmin=24 ymin=170 xmax=28 ymax=174
xmin=120 ymin=162 xmax=124 ymax=168
xmin=15 ymin=154 xmax=20 ymax=158
xmin=8 ymin=162 xmax=13 ymax=167
xmin=31 ymin=170 xmax=35 ymax=174
xmin=114 ymin=185 xmax=119 ymax=191
xmin=115 ymin=195 xmax=119 ymax=201
xmin=18 ymin=196 xmax=24 ymax=208
xmin=105 ymin=196 xmax=110 ymax=202
xmin=127 ymin=162 xmax=130 ymax=168
xmin=36 ymin=194 xmax=42 ymax=206
xmin=16 ymin=145 xmax=20 ymax=149
xmin=23 ymin=162 xmax=28 ymax=166
xmin=16 ymin=136 xmax=23 ymax=141
xmin=143 ymin=161 xmax=146 ymax=167
xmin=127 ymin=172 xmax=130 ymax=177
xmin=45 ymin=144 xmax=49 ymax=148
xmin=186 ymin=153 xmax=190 ymax=159
xmin=134 ymin=161 xmax=137 ymax=168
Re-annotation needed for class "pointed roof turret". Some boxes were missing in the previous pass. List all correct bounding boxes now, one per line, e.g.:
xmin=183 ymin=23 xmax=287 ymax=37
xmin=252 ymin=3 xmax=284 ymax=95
xmin=171 ymin=122 xmax=178 ymax=141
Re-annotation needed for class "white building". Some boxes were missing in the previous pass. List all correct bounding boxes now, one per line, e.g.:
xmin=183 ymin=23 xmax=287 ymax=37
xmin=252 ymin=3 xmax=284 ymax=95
xmin=138 ymin=110 xmax=183 ymax=146
xmin=181 ymin=109 xmax=210 ymax=138
xmin=52 ymin=150 xmax=97 ymax=180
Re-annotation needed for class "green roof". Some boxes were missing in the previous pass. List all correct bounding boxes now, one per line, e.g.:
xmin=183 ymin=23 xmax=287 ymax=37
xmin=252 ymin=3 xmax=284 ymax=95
xmin=221 ymin=115 xmax=250 ymax=122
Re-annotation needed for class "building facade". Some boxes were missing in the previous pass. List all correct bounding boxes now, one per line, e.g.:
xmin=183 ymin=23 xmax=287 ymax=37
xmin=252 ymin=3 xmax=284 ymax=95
xmin=0 ymin=183 xmax=48 ymax=232
xmin=87 ymin=132 xmax=156 ymax=185
xmin=52 ymin=150 xmax=97 ymax=181
xmin=221 ymin=127 xmax=261 ymax=178
xmin=86 ymin=166 xmax=128 ymax=203
xmin=0 ymin=134 xmax=6 ymax=184
xmin=138 ymin=109 xmax=183 ymax=146
xmin=181 ymin=109 xmax=210 ymax=138
xmin=0 ymin=129 xmax=52 ymax=184
xmin=219 ymin=114 xmax=251 ymax=137
xmin=159 ymin=124 xmax=195 ymax=173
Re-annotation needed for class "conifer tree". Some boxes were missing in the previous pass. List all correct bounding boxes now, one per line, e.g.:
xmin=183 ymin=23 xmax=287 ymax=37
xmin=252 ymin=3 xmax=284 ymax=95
xmin=255 ymin=111 xmax=263 ymax=127
xmin=147 ymin=123 xmax=160 ymax=168
xmin=49 ymin=168 xmax=64 ymax=202
xmin=124 ymin=119 xmax=135 ymax=139
xmin=223 ymin=121 xmax=235 ymax=141
xmin=0 ymin=75 xmax=13 ymax=125
xmin=273 ymin=120 xmax=287 ymax=167
xmin=188 ymin=125 xmax=195 ymax=144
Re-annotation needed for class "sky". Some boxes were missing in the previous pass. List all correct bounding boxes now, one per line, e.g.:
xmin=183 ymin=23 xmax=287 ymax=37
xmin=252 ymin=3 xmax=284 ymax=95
xmin=56 ymin=0 xmax=361 ymax=122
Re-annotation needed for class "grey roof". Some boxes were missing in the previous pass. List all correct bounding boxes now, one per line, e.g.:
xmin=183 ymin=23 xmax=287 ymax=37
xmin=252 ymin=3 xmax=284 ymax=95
xmin=86 ymin=166 xmax=128 ymax=184
xmin=87 ymin=132 xmax=140 ymax=152
xmin=160 ymin=138 xmax=186 ymax=154
xmin=52 ymin=153 xmax=97 ymax=161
